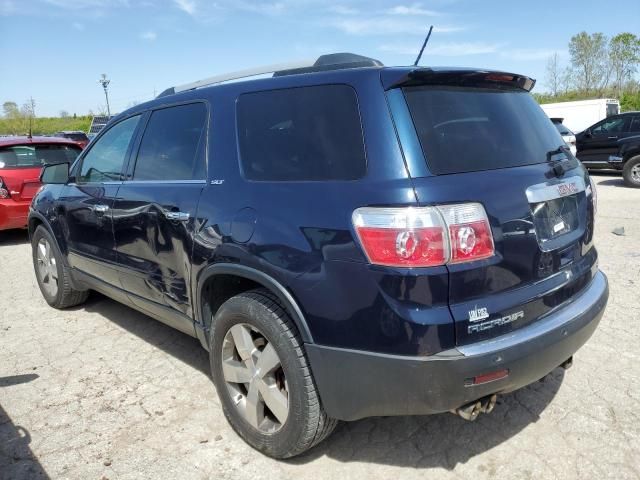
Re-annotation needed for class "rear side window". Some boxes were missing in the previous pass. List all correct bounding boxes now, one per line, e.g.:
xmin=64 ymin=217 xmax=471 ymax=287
xmin=0 ymin=144 xmax=80 ymax=169
xmin=403 ymin=86 xmax=563 ymax=175
xmin=133 ymin=103 xmax=207 ymax=181
xmin=237 ymin=85 xmax=366 ymax=181
xmin=631 ymin=116 xmax=640 ymax=133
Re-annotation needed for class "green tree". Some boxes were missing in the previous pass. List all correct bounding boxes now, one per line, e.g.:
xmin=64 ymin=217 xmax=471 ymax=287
xmin=609 ymin=33 xmax=640 ymax=97
xmin=2 ymin=101 xmax=19 ymax=118
xmin=545 ymin=52 xmax=562 ymax=97
xmin=569 ymin=32 xmax=610 ymax=94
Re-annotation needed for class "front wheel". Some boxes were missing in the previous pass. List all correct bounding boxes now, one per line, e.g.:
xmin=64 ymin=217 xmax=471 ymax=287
xmin=209 ymin=289 xmax=337 ymax=458
xmin=32 ymin=225 xmax=88 ymax=308
xmin=622 ymin=156 xmax=640 ymax=188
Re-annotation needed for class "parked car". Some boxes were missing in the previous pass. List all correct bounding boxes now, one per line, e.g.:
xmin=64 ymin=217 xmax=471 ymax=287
xmin=0 ymin=136 xmax=81 ymax=231
xmin=551 ymin=118 xmax=577 ymax=155
xmin=29 ymin=53 xmax=608 ymax=458
xmin=54 ymin=130 xmax=90 ymax=149
xmin=576 ymin=111 xmax=640 ymax=187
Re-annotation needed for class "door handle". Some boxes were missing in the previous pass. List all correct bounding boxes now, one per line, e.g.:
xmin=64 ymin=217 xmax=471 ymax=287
xmin=93 ymin=204 xmax=109 ymax=214
xmin=608 ymin=136 xmax=618 ymax=139
xmin=163 ymin=210 xmax=190 ymax=222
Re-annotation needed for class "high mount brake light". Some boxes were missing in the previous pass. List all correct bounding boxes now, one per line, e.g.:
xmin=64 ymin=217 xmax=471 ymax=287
xmin=352 ymin=203 xmax=494 ymax=268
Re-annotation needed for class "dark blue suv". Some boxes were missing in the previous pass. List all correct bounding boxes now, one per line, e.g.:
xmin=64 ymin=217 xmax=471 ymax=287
xmin=29 ymin=53 xmax=609 ymax=458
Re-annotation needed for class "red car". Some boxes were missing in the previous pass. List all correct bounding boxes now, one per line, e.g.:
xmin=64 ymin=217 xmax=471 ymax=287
xmin=0 ymin=136 xmax=82 ymax=231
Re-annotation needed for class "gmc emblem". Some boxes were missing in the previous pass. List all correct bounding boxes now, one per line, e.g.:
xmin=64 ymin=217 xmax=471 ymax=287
xmin=557 ymin=182 xmax=578 ymax=197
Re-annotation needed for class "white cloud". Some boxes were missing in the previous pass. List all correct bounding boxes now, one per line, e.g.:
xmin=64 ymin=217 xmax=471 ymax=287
xmin=380 ymin=41 xmax=502 ymax=56
xmin=0 ymin=0 xmax=16 ymax=15
xmin=72 ymin=22 xmax=84 ymax=30
xmin=386 ymin=4 xmax=440 ymax=16
xmin=235 ymin=2 xmax=286 ymax=15
xmin=174 ymin=0 xmax=196 ymax=15
xmin=331 ymin=17 xmax=463 ymax=36
xmin=140 ymin=30 xmax=157 ymax=41
xmin=327 ymin=5 xmax=359 ymax=15
xmin=500 ymin=48 xmax=566 ymax=61
xmin=44 ymin=0 xmax=128 ymax=8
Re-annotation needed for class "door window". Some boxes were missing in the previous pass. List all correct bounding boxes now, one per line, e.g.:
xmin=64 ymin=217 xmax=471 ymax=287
xmin=630 ymin=116 xmax=640 ymax=134
xmin=78 ymin=115 xmax=140 ymax=183
xmin=133 ymin=103 xmax=207 ymax=181
xmin=592 ymin=116 xmax=629 ymax=135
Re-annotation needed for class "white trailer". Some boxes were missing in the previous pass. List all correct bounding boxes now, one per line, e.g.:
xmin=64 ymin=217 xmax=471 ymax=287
xmin=539 ymin=99 xmax=620 ymax=133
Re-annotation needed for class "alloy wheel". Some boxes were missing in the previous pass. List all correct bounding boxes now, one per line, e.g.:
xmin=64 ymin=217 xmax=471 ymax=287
xmin=221 ymin=323 xmax=289 ymax=433
xmin=631 ymin=163 xmax=640 ymax=183
xmin=36 ymin=238 xmax=58 ymax=297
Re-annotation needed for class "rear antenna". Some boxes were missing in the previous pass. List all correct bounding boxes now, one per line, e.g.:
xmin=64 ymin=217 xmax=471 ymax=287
xmin=413 ymin=25 xmax=434 ymax=66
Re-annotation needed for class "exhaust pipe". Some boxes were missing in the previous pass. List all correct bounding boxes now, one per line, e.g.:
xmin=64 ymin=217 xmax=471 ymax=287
xmin=452 ymin=394 xmax=498 ymax=421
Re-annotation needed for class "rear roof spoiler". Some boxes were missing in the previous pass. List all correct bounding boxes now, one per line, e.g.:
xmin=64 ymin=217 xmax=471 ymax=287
xmin=381 ymin=68 xmax=536 ymax=92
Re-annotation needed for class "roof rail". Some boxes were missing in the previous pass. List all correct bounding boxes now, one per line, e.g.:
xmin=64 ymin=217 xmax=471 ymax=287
xmin=157 ymin=53 xmax=383 ymax=98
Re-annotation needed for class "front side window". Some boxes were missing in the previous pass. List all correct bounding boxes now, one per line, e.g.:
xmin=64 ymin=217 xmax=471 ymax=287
xmin=133 ymin=103 xmax=207 ymax=181
xmin=0 ymin=144 xmax=81 ymax=169
xmin=78 ymin=115 xmax=140 ymax=183
xmin=237 ymin=85 xmax=366 ymax=181
xmin=592 ymin=116 xmax=629 ymax=135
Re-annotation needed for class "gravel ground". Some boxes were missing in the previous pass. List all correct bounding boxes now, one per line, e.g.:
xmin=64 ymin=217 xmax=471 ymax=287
xmin=1 ymin=172 xmax=639 ymax=480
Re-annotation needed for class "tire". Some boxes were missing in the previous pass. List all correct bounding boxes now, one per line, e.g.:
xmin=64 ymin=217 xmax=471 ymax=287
xmin=32 ymin=225 xmax=89 ymax=309
xmin=622 ymin=156 xmax=640 ymax=188
xmin=209 ymin=289 xmax=337 ymax=458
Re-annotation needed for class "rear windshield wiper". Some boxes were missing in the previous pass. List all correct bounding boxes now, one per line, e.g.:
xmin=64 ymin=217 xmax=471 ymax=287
xmin=546 ymin=145 xmax=577 ymax=178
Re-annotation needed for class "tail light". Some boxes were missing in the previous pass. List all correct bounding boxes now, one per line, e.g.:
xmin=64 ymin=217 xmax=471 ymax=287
xmin=437 ymin=203 xmax=494 ymax=264
xmin=0 ymin=177 xmax=9 ymax=199
xmin=352 ymin=203 xmax=494 ymax=267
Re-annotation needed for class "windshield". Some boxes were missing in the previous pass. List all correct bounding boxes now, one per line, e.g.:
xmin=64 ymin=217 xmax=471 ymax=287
xmin=0 ymin=144 xmax=81 ymax=169
xmin=403 ymin=86 xmax=564 ymax=175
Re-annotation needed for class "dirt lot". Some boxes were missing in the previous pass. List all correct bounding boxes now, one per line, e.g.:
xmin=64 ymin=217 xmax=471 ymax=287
xmin=1 ymin=173 xmax=639 ymax=480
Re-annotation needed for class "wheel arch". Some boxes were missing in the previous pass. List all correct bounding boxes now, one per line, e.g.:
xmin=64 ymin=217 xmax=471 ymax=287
xmin=196 ymin=263 xmax=314 ymax=349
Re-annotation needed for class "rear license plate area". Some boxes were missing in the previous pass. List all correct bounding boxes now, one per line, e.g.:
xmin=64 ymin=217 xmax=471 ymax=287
xmin=530 ymin=195 xmax=579 ymax=243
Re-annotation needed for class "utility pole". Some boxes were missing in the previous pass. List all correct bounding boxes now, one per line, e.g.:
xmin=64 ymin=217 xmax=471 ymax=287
xmin=98 ymin=74 xmax=111 ymax=117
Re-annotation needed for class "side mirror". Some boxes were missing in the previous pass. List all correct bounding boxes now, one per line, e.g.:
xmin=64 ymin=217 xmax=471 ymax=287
xmin=584 ymin=129 xmax=592 ymax=138
xmin=40 ymin=162 xmax=70 ymax=184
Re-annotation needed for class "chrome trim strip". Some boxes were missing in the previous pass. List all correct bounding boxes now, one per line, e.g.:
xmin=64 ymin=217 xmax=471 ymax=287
xmin=457 ymin=271 xmax=606 ymax=357
xmin=525 ymin=176 xmax=586 ymax=203
xmin=121 ymin=180 xmax=207 ymax=185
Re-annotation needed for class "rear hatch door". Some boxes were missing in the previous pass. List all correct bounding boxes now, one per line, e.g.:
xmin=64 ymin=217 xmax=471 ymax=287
xmin=395 ymin=79 xmax=597 ymax=346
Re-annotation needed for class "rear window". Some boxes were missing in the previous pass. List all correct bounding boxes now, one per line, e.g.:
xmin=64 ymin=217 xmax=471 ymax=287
xmin=0 ymin=144 xmax=81 ymax=169
xmin=553 ymin=122 xmax=573 ymax=136
xmin=237 ymin=85 xmax=366 ymax=181
xmin=403 ymin=86 xmax=563 ymax=175
xmin=65 ymin=133 xmax=89 ymax=142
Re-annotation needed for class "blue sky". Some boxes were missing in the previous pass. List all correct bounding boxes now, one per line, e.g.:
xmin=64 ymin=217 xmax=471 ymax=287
xmin=0 ymin=0 xmax=636 ymax=117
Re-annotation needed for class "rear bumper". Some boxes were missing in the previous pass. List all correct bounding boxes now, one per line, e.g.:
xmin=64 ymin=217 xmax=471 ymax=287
xmin=0 ymin=199 xmax=30 ymax=231
xmin=307 ymin=270 xmax=608 ymax=421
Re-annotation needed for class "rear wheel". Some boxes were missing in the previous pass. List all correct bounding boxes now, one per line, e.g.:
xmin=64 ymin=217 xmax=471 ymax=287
xmin=209 ymin=289 xmax=337 ymax=458
xmin=32 ymin=226 xmax=88 ymax=308
xmin=622 ymin=156 xmax=640 ymax=188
